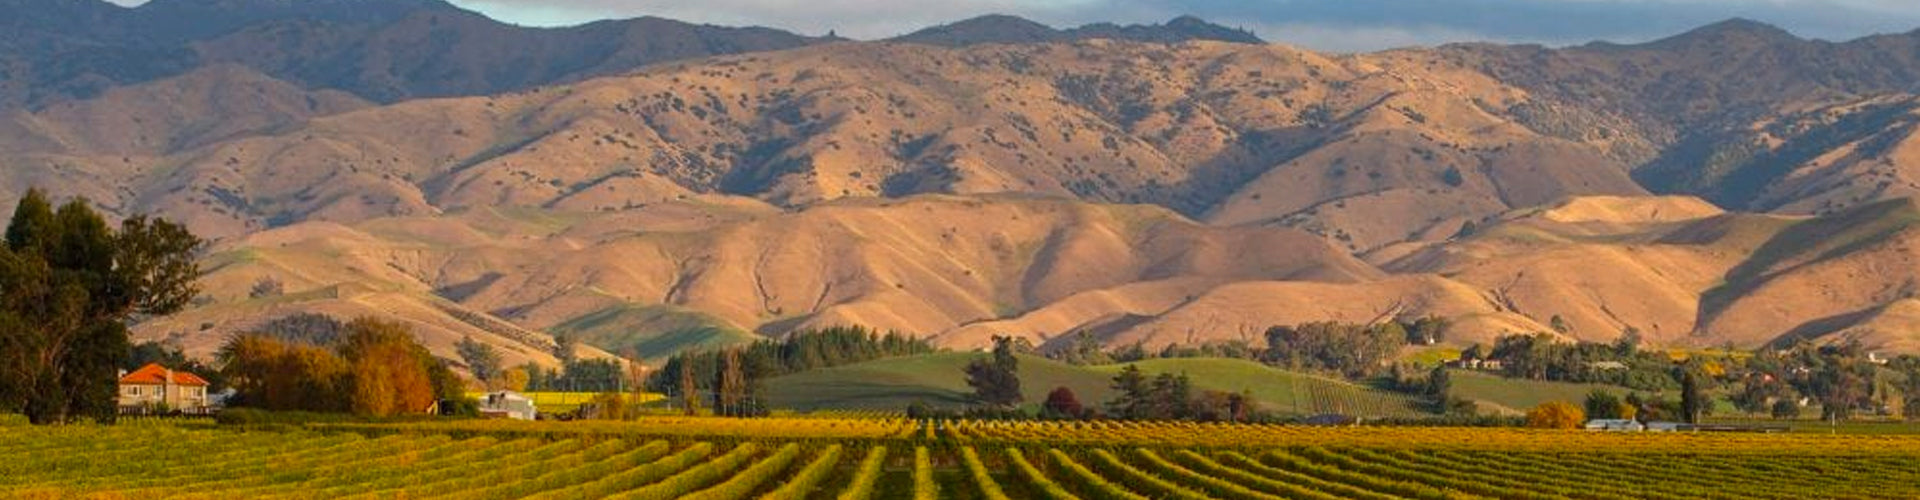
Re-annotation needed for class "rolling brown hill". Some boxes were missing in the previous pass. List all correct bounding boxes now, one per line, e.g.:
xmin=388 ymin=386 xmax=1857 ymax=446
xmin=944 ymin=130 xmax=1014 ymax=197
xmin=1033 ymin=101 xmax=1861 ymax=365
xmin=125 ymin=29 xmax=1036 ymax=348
xmin=134 ymin=195 xmax=1376 ymax=362
xmin=4 ymin=38 xmax=1649 ymax=251
xmin=9 ymin=12 xmax=1920 ymax=359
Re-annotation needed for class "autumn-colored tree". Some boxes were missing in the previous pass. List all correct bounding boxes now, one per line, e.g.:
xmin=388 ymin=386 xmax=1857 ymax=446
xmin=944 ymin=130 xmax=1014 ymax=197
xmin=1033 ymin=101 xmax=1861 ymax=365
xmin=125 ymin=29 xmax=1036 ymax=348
xmin=336 ymin=319 xmax=435 ymax=416
xmin=1526 ymin=401 xmax=1586 ymax=429
xmin=1041 ymin=386 xmax=1084 ymax=419
xmin=221 ymin=315 xmax=452 ymax=416
xmin=502 ymin=368 xmax=530 ymax=392
xmin=218 ymin=333 xmax=350 ymax=412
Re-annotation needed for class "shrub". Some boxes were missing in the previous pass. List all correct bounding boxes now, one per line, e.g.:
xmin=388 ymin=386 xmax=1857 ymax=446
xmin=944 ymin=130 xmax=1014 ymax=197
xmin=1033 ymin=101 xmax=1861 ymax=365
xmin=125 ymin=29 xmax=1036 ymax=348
xmin=1526 ymin=401 xmax=1585 ymax=429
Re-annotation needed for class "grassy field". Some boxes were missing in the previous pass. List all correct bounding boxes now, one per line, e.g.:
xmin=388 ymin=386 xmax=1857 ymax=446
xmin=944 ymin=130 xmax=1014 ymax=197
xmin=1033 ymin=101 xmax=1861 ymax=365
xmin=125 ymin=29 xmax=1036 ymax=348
xmin=7 ymin=416 xmax=1920 ymax=499
xmin=1447 ymin=369 xmax=1629 ymax=415
xmin=547 ymin=303 xmax=759 ymax=362
xmin=763 ymin=353 xmax=1424 ymax=417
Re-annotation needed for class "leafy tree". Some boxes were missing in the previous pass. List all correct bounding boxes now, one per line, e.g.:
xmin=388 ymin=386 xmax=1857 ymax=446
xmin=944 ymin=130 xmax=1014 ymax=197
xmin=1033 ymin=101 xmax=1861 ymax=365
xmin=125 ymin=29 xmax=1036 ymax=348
xmin=455 ymin=336 xmax=503 ymax=385
xmin=647 ymin=326 xmax=932 ymax=392
xmin=338 ymin=319 xmax=437 ymax=416
xmin=125 ymin=341 xmax=190 ymax=371
xmin=1584 ymin=390 xmax=1624 ymax=419
xmin=220 ymin=316 xmax=453 ymax=416
xmin=1525 ymin=401 xmax=1585 ymax=429
xmin=1732 ymin=371 xmax=1793 ymax=414
xmin=255 ymin=313 xmax=346 ymax=346
xmin=1615 ymin=327 xmax=1643 ymax=356
xmin=0 ymin=189 xmax=202 ymax=425
xmin=1145 ymin=372 xmax=1194 ymax=419
xmin=1795 ymin=341 xmax=1876 ymax=421
xmin=1051 ymin=331 xmax=1113 ymax=365
xmin=219 ymin=333 xmax=351 ymax=412
xmin=1262 ymin=321 xmax=1406 ymax=378
xmin=964 ymin=336 xmax=1022 ymax=408
xmin=557 ymin=359 xmax=624 ymax=393
xmin=501 ymin=367 xmax=530 ymax=392
xmin=1548 ymin=315 xmax=1571 ymax=334
xmin=1041 ymin=386 xmax=1084 ymax=419
xmin=1111 ymin=342 xmax=1150 ymax=363
xmin=1425 ymin=366 xmax=1451 ymax=399
xmin=551 ymin=333 xmax=579 ymax=365
xmin=1772 ymin=399 xmax=1802 ymax=420
xmin=1441 ymin=166 xmax=1465 ymax=187
xmin=1405 ymin=316 xmax=1450 ymax=345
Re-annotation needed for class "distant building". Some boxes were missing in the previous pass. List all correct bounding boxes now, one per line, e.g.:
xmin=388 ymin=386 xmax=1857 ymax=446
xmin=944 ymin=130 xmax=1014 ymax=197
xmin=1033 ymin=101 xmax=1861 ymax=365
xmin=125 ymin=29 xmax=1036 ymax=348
xmin=1584 ymin=419 xmax=1645 ymax=432
xmin=1586 ymin=361 xmax=1628 ymax=371
xmin=480 ymin=391 xmax=537 ymax=420
xmin=118 ymin=363 xmax=211 ymax=413
xmin=1444 ymin=358 xmax=1502 ymax=371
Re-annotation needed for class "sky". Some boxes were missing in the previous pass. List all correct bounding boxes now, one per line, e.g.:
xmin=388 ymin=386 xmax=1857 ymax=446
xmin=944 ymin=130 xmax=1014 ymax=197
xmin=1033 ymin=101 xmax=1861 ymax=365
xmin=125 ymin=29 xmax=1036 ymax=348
xmin=436 ymin=0 xmax=1920 ymax=52
xmin=107 ymin=0 xmax=1920 ymax=52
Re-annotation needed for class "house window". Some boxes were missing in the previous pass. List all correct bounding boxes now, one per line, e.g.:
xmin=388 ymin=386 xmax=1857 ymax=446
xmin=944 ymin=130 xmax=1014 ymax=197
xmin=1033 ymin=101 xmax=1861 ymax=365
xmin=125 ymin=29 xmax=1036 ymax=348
xmin=127 ymin=386 xmax=140 ymax=397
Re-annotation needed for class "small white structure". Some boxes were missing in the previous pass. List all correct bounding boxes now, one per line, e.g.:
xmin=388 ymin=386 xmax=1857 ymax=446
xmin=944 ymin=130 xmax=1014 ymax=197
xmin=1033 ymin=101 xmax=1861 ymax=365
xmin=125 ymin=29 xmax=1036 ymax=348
xmin=480 ymin=391 xmax=537 ymax=420
xmin=1586 ymin=361 xmax=1629 ymax=371
xmin=1584 ymin=419 xmax=1645 ymax=432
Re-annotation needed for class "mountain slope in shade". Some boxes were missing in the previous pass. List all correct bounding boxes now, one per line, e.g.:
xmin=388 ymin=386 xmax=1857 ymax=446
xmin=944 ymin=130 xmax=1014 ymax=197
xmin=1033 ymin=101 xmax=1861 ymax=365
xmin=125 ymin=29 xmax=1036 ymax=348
xmin=893 ymin=14 xmax=1262 ymax=46
xmin=1440 ymin=20 xmax=1920 ymax=214
xmin=0 ymin=0 xmax=826 ymax=108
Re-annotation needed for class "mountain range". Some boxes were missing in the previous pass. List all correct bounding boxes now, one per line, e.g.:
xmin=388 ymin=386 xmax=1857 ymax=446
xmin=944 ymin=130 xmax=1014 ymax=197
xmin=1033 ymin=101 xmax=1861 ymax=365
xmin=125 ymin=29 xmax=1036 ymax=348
xmin=8 ymin=0 xmax=1920 ymax=368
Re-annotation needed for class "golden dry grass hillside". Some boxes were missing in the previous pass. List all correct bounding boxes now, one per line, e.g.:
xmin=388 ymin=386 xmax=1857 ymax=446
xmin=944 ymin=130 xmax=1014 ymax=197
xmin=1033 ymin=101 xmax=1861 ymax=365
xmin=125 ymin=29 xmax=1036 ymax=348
xmin=10 ymin=18 xmax=1920 ymax=359
xmin=132 ymin=195 xmax=1376 ymax=361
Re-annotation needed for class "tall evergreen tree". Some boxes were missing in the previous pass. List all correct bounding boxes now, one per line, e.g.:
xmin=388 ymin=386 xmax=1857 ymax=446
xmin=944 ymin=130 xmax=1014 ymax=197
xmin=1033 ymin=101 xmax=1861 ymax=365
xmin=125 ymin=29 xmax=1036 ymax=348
xmin=679 ymin=361 xmax=700 ymax=415
xmin=0 ymin=190 xmax=201 ymax=424
xmin=964 ymin=336 xmax=1022 ymax=408
xmin=1679 ymin=368 xmax=1704 ymax=424
xmin=714 ymin=348 xmax=745 ymax=416
xmin=1107 ymin=364 xmax=1149 ymax=419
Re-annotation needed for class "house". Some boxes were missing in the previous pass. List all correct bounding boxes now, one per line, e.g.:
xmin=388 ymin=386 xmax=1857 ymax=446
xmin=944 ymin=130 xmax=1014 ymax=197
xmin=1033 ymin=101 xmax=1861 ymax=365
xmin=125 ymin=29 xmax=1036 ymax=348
xmin=118 ymin=363 xmax=211 ymax=413
xmin=1586 ymin=361 xmax=1629 ymax=371
xmin=1443 ymin=358 xmax=1503 ymax=371
xmin=480 ymin=391 xmax=537 ymax=420
xmin=1584 ymin=419 xmax=1645 ymax=431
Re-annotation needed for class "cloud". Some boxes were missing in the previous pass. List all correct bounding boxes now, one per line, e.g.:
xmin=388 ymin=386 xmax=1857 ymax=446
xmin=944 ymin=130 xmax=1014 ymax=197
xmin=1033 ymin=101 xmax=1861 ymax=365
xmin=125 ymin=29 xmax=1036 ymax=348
xmin=428 ymin=0 xmax=1920 ymax=51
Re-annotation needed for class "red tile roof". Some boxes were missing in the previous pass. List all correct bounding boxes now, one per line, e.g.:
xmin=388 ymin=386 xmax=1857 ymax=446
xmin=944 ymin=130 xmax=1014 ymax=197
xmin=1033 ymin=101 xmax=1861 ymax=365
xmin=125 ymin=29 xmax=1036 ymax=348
xmin=119 ymin=363 xmax=210 ymax=386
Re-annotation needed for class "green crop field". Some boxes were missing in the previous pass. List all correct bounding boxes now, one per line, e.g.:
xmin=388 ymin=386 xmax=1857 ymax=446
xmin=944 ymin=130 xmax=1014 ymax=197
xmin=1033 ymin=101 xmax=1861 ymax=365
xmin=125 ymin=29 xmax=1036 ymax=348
xmin=7 ymin=416 xmax=1920 ymax=499
xmin=762 ymin=354 xmax=1423 ymax=417
xmin=1446 ymin=369 xmax=1630 ymax=415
